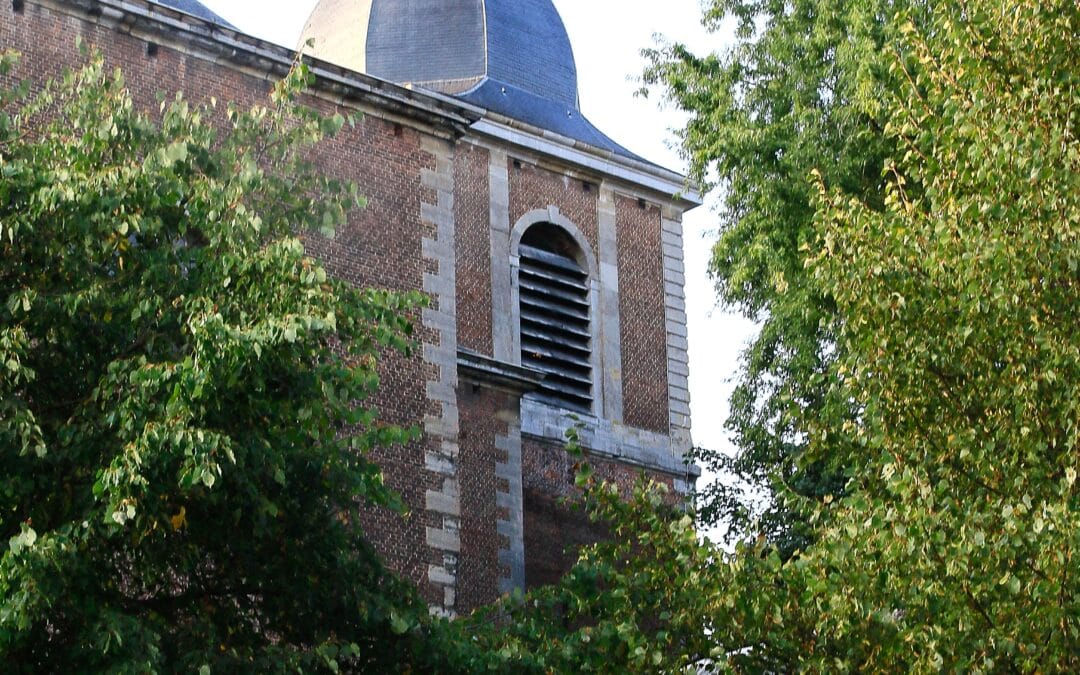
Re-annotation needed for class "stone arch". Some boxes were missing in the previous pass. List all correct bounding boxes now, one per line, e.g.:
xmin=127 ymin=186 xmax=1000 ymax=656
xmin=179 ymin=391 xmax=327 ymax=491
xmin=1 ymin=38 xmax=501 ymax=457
xmin=510 ymin=206 xmax=597 ymax=278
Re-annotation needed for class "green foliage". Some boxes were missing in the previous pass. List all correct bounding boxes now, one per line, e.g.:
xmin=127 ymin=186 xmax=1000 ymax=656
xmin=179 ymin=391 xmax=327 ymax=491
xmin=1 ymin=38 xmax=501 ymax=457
xmin=619 ymin=0 xmax=1078 ymax=670
xmin=643 ymin=0 xmax=901 ymax=552
xmin=0 ymin=52 xmax=433 ymax=670
xmin=483 ymin=1 xmax=1078 ymax=671
xmin=447 ymin=476 xmax=720 ymax=673
xmin=795 ymin=1 xmax=1080 ymax=667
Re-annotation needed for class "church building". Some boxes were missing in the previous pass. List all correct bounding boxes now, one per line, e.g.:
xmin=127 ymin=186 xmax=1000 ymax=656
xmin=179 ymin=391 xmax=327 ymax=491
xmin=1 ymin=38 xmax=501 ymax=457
xmin=2 ymin=0 xmax=700 ymax=616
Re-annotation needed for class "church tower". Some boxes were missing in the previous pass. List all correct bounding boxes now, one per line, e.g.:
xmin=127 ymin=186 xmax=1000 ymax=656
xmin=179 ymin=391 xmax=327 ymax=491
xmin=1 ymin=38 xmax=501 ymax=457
xmin=297 ymin=0 xmax=701 ymax=614
xmin=2 ymin=0 xmax=698 ymax=617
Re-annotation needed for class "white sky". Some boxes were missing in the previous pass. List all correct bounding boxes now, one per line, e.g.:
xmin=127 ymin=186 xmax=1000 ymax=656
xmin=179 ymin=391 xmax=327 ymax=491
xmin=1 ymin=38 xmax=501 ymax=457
xmin=196 ymin=0 xmax=757 ymax=490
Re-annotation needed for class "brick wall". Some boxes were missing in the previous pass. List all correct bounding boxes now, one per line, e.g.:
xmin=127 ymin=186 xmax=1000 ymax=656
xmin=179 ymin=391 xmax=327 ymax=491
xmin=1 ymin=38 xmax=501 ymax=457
xmin=523 ymin=490 xmax=606 ymax=588
xmin=616 ymin=196 xmax=670 ymax=434
xmin=3 ymin=0 xmax=693 ymax=608
xmin=456 ymin=385 xmax=512 ymax=611
xmin=1 ymin=0 xmax=444 ymax=604
xmin=521 ymin=436 xmax=676 ymax=588
xmin=454 ymin=143 xmax=493 ymax=356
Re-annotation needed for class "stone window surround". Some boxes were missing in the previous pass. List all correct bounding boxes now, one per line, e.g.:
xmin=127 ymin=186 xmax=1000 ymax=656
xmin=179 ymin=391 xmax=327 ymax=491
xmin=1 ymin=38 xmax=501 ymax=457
xmin=485 ymin=147 xmax=695 ymax=481
xmin=509 ymin=207 xmax=603 ymax=418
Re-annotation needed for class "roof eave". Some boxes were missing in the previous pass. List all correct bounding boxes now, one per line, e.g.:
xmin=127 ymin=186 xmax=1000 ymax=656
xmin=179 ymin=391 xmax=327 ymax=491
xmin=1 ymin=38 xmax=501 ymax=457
xmin=45 ymin=0 xmax=699 ymax=207
xmin=471 ymin=113 xmax=702 ymax=208
xmin=50 ymin=0 xmax=482 ymax=133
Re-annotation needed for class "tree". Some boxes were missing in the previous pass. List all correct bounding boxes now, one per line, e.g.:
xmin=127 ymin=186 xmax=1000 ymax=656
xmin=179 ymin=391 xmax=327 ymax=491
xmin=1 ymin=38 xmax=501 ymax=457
xmin=794 ymin=1 xmax=1080 ymax=665
xmin=629 ymin=1 xmax=1076 ymax=670
xmin=0 ymin=49 xmax=432 ymax=671
xmin=642 ymin=0 xmax=902 ymax=553
xmin=463 ymin=1 xmax=1078 ymax=670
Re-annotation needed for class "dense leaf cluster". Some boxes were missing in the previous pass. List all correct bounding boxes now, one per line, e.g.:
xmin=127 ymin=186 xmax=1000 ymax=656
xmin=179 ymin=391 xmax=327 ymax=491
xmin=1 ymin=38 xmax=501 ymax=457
xmin=799 ymin=2 xmax=1080 ymax=666
xmin=0 ymin=51 xmax=432 ymax=671
xmin=643 ymin=0 xmax=902 ymax=552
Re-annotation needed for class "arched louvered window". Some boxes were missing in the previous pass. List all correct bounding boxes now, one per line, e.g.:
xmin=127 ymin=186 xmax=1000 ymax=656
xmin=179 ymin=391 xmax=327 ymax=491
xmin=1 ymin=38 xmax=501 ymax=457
xmin=518 ymin=224 xmax=592 ymax=413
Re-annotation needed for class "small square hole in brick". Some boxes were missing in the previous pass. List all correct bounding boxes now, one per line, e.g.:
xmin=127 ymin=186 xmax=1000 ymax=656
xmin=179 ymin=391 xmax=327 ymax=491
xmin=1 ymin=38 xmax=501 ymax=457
xmin=13 ymin=0 xmax=26 ymax=14
xmin=146 ymin=42 xmax=159 ymax=58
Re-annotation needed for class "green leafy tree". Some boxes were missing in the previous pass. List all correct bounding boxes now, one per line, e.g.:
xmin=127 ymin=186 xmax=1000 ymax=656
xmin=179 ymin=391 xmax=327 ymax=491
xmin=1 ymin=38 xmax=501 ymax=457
xmin=441 ymin=430 xmax=724 ymax=673
xmin=462 ymin=1 xmax=1079 ymax=670
xmin=792 ymin=1 xmax=1080 ymax=666
xmin=629 ymin=1 xmax=1075 ymax=670
xmin=642 ymin=0 xmax=902 ymax=553
xmin=684 ymin=3 xmax=1079 ymax=668
xmin=0 ymin=50 xmax=432 ymax=671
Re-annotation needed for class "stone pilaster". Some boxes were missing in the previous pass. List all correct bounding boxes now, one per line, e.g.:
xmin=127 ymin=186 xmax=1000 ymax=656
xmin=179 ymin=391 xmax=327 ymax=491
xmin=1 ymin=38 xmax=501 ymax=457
xmin=489 ymin=149 xmax=514 ymax=362
xmin=495 ymin=425 xmax=525 ymax=593
xmin=597 ymin=183 xmax=624 ymax=422
xmin=661 ymin=205 xmax=692 ymax=456
xmin=420 ymin=135 xmax=461 ymax=616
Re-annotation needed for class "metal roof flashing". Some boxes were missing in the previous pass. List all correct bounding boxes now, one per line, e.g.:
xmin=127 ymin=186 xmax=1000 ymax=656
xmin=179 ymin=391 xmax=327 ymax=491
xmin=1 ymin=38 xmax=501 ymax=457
xmin=152 ymin=0 xmax=232 ymax=27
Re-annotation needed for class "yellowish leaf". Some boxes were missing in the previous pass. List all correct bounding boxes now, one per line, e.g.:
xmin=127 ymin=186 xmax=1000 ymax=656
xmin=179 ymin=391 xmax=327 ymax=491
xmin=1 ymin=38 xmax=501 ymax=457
xmin=170 ymin=506 xmax=188 ymax=531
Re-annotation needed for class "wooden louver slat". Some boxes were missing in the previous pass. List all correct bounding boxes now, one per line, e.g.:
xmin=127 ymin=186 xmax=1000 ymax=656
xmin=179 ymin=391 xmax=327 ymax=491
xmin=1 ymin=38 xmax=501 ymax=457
xmin=519 ymin=242 xmax=592 ymax=413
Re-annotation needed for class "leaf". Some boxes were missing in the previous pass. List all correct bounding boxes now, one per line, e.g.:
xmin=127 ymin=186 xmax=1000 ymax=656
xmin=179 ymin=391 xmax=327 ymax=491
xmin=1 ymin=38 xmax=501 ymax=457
xmin=170 ymin=506 xmax=187 ymax=531
xmin=390 ymin=611 xmax=409 ymax=635
xmin=8 ymin=526 xmax=36 ymax=555
xmin=163 ymin=141 xmax=189 ymax=165
xmin=574 ymin=463 xmax=595 ymax=488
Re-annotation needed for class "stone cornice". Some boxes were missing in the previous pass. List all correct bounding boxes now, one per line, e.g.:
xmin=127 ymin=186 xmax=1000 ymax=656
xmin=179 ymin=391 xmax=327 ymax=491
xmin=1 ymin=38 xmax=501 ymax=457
xmin=39 ymin=0 xmax=481 ymax=136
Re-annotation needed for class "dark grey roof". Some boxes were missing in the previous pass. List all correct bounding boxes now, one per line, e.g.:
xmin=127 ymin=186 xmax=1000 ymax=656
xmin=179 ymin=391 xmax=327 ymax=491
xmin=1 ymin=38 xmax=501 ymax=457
xmin=303 ymin=0 xmax=640 ymax=161
xmin=153 ymin=0 xmax=233 ymax=28
xmin=457 ymin=80 xmax=647 ymax=163
xmin=367 ymin=0 xmax=485 ymax=85
xmin=466 ymin=0 xmax=639 ymax=161
xmin=483 ymin=0 xmax=577 ymax=110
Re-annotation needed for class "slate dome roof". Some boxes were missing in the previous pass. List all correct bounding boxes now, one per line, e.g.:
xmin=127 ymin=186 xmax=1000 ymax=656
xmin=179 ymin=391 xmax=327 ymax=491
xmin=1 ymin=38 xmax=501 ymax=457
xmin=300 ymin=0 xmax=642 ymax=160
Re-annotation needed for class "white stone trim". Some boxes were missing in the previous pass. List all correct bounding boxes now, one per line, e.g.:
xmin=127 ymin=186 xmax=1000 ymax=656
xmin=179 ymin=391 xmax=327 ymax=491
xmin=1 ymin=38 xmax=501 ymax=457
xmin=510 ymin=207 xmax=598 ymax=277
xmin=597 ymin=183 xmax=624 ymax=422
xmin=661 ymin=207 xmax=692 ymax=455
xmin=520 ymin=399 xmax=699 ymax=488
xmin=495 ymin=427 xmax=525 ymax=594
xmin=472 ymin=117 xmax=702 ymax=206
xmin=420 ymin=135 xmax=461 ymax=617
xmin=489 ymin=149 xmax=515 ymax=362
